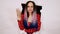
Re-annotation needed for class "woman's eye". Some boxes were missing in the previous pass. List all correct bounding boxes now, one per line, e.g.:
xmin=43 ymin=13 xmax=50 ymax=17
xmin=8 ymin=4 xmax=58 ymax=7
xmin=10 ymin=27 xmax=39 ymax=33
xmin=27 ymin=6 xmax=33 ymax=8
xmin=31 ymin=6 xmax=33 ymax=7
xmin=27 ymin=6 xmax=29 ymax=7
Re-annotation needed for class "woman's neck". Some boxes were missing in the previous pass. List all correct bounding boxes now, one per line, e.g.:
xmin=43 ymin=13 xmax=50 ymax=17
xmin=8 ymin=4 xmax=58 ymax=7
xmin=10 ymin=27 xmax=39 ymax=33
xmin=29 ymin=12 xmax=32 ymax=16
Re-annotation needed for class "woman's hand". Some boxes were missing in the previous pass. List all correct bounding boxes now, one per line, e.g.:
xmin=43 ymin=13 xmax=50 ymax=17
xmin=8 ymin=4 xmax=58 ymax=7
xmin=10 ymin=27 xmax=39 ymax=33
xmin=16 ymin=8 xmax=21 ymax=20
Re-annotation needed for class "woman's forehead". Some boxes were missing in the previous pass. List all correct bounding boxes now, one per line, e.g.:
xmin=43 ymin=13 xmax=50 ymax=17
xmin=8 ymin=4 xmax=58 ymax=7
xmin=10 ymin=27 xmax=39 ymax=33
xmin=27 ymin=2 xmax=33 ymax=6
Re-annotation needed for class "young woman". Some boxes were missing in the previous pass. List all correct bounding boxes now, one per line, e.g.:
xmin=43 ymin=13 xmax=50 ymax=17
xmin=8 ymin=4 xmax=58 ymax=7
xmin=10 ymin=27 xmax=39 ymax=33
xmin=16 ymin=1 xmax=41 ymax=34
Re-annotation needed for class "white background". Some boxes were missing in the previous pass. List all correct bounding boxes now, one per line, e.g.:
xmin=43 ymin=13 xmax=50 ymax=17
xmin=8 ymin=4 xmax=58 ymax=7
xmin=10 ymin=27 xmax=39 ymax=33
xmin=0 ymin=0 xmax=60 ymax=34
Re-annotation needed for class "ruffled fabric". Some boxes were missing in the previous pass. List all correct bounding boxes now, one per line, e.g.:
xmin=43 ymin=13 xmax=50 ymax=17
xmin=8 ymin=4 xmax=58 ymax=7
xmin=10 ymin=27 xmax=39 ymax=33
xmin=17 ymin=14 xmax=41 ymax=34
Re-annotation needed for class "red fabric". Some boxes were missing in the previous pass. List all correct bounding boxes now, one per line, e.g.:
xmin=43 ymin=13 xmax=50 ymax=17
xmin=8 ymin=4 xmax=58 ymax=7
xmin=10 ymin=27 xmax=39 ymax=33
xmin=28 ymin=22 xmax=31 ymax=26
xmin=37 ymin=14 xmax=41 ymax=31
xmin=17 ymin=14 xmax=41 ymax=33
xmin=18 ymin=14 xmax=24 ymax=30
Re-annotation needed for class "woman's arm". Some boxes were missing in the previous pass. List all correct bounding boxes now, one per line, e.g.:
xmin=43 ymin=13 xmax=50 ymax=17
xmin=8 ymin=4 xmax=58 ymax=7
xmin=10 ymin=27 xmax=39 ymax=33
xmin=16 ymin=8 xmax=24 ymax=30
xmin=16 ymin=8 xmax=21 ymax=20
xmin=37 ymin=14 xmax=41 ymax=31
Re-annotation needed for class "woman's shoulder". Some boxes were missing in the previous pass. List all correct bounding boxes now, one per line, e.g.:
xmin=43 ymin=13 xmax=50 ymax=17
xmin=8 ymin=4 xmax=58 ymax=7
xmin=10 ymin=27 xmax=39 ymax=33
xmin=21 ymin=14 xmax=40 ymax=18
xmin=21 ymin=14 xmax=24 ymax=16
xmin=36 ymin=14 xmax=41 ymax=17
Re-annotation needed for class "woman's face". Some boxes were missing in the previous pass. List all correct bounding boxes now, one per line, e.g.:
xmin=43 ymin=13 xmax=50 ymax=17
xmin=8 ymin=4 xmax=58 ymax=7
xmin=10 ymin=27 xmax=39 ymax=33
xmin=27 ymin=2 xmax=34 ymax=13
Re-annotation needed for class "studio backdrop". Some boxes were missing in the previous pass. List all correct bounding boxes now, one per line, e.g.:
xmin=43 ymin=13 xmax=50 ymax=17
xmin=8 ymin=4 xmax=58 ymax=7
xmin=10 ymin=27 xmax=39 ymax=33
xmin=0 ymin=0 xmax=60 ymax=34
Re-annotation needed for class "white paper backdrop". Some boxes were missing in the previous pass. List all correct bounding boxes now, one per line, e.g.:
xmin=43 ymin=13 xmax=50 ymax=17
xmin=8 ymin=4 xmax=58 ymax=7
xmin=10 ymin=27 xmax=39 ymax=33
xmin=0 ymin=0 xmax=60 ymax=34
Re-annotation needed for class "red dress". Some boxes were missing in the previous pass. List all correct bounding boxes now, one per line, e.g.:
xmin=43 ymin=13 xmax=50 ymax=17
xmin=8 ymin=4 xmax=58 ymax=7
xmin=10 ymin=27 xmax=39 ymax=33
xmin=17 ymin=14 xmax=41 ymax=34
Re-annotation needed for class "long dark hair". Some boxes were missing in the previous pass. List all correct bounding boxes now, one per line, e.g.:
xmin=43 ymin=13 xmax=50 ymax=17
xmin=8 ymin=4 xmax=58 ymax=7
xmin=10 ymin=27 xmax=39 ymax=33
xmin=24 ymin=1 xmax=36 ymax=18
